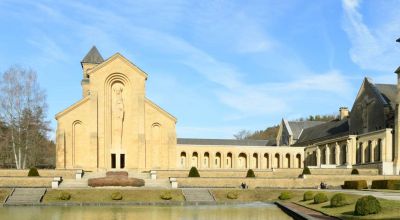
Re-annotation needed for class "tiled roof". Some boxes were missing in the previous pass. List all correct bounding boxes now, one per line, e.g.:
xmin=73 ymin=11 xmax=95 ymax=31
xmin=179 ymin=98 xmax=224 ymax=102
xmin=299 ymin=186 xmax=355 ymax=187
xmin=177 ymin=138 xmax=273 ymax=146
xmin=287 ymin=121 xmax=325 ymax=140
xmin=81 ymin=46 xmax=104 ymax=64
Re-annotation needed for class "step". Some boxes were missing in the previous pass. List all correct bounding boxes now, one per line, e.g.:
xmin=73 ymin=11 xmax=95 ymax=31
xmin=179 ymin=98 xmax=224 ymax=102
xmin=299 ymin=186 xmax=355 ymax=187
xmin=182 ymin=189 xmax=215 ymax=202
xmin=6 ymin=188 xmax=46 ymax=205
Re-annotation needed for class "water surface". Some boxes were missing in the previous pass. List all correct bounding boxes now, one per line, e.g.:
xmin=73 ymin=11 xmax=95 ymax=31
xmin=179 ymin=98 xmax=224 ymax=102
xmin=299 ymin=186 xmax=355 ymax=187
xmin=0 ymin=203 xmax=292 ymax=220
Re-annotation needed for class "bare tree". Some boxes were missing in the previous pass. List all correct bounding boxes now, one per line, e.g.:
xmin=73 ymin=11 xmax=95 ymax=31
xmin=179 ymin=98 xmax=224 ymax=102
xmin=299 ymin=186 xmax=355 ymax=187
xmin=233 ymin=130 xmax=251 ymax=140
xmin=0 ymin=66 xmax=49 ymax=169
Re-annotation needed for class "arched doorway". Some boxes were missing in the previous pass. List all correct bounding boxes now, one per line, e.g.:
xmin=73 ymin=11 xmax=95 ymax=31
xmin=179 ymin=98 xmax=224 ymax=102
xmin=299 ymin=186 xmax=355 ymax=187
xmin=180 ymin=152 xmax=186 ymax=168
xmin=285 ymin=153 xmax=291 ymax=168
xmin=204 ymin=152 xmax=210 ymax=168
xmin=295 ymin=154 xmax=301 ymax=168
xmin=252 ymin=153 xmax=258 ymax=169
xmin=227 ymin=153 xmax=233 ymax=168
xmin=191 ymin=152 xmax=198 ymax=167
xmin=274 ymin=153 xmax=280 ymax=168
xmin=238 ymin=153 xmax=247 ymax=169
xmin=263 ymin=153 xmax=269 ymax=169
xmin=215 ymin=152 xmax=221 ymax=168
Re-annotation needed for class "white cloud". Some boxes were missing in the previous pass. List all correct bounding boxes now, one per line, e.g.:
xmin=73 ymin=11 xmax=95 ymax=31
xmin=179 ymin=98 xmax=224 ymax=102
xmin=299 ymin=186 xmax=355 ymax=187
xmin=342 ymin=0 xmax=400 ymax=72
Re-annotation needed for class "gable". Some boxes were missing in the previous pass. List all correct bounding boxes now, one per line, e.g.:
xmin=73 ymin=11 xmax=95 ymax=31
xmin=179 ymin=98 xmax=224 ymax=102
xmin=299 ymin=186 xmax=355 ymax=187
xmin=87 ymin=53 xmax=148 ymax=79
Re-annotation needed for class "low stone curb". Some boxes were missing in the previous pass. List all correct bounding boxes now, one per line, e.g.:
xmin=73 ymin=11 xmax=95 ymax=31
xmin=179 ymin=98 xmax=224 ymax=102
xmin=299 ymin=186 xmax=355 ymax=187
xmin=3 ymin=200 xmax=266 ymax=207
xmin=275 ymin=201 xmax=315 ymax=220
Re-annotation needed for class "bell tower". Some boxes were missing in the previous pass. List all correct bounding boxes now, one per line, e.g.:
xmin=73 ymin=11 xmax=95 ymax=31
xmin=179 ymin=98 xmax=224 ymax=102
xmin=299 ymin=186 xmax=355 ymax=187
xmin=80 ymin=46 xmax=104 ymax=97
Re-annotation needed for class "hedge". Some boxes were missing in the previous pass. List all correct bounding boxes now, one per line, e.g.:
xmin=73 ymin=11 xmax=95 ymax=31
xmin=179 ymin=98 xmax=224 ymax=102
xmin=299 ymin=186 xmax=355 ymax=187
xmin=28 ymin=167 xmax=40 ymax=177
xmin=343 ymin=180 xmax=368 ymax=190
xmin=330 ymin=193 xmax=349 ymax=207
xmin=58 ymin=191 xmax=71 ymax=200
xmin=227 ymin=191 xmax=239 ymax=200
xmin=188 ymin=167 xmax=200 ymax=177
xmin=371 ymin=180 xmax=400 ymax=190
xmin=354 ymin=196 xmax=381 ymax=216
xmin=111 ymin=192 xmax=123 ymax=200
xmin=302 ymin=166 xmax=311 ymax=175
xmin=314 ymin=192 xmax=328 ymax=204
xmin=246 ymin=169 xmax=255 ymax=178
xmin=160 ymin=192 xmax=172 ymax=200
xmin=278 ymin=191 xmax=292 ymax=200
xmin=303 ymin=191 xmax=314 ymax=201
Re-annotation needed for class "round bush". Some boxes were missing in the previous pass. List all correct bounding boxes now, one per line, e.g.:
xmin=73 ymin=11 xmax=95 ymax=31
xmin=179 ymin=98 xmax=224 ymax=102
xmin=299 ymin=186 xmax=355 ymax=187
xmin=160 ymin=192 xmax=172 ymax=200
xmin=330 ymin=193 xmax=349 ymax=207
xmin=278 ymin=191 xmax=292 ymax=200
xmin=58 ymin=191 xmax=71 ymax=200
xmin=314 ymin=192 xmax=328 ymax=204
xmin=188 ymin=167 xmax=200 ymax=177
xmin=246 ymin=169 xmax=255 ymax=178
xmin=351 ymin=169 xmax=359 ymax=175
xmin=28 ymin=167 xmax=40 ymax=177
xmin=227 ymin=191 xmax=239 ymax=200
xmin=303 ymin=191 xmax=314 ymax=201
xmin=354 ymin=196 xmax=381 ymax=216
xmin=302 ymin=166 xmax=311 ymax=175
xmin=111 ymin=192 xmax=123 ymax=200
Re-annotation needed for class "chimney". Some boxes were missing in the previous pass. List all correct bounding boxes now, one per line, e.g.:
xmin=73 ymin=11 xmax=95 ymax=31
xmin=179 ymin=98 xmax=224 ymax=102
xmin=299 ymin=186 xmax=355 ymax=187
xmin=339 ymin=107 xmax=349 ymax=120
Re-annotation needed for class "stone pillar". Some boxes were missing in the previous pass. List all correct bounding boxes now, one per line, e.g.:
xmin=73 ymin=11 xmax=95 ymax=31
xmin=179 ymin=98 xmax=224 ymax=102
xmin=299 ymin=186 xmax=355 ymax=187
xmin=346 ymin=140 xmax=351 ymax=165
xmin=361 ymin=142 xmax=365 ymax=164
xmin=371 ymin=140 xmax=376 ymax=162
xmin=325 ymin=145 xmax=330 ymax=165
xmin=335 ymin=142 xmax=340 ymax=165
xmin=268 ymin=154 xmax=272 ymax=169
xmin=316 ymin=147 xmax=321 ymax=167
xmin=258 ymin=153 xmax=262 ymax=169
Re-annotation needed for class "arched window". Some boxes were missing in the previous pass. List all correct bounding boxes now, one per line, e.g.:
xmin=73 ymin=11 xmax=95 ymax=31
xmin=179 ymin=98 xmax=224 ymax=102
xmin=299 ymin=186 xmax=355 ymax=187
xmin=180 ymin=152 xmax=187 ymax=168
xmin=238 ymin=153 xmax=247 ymax=169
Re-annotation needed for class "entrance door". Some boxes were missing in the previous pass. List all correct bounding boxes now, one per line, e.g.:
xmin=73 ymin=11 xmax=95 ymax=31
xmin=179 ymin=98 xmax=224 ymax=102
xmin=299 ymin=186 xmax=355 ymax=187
xmin=111 ymin=153 xmax=125 ymax=169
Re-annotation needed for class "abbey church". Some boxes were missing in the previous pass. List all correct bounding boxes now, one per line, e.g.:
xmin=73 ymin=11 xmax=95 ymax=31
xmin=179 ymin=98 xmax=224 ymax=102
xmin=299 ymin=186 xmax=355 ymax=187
xmin=56 ymin=46 xmax=400 ymax=176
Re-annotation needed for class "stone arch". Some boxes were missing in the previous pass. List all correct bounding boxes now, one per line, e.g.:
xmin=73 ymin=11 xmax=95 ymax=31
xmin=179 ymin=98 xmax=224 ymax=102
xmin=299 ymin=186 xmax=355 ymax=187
xmin=356 ymin=143 xmax=362 ymax=164
xmin=274 ymin=153 xmax=280 ymax=168
xmin=295 ymin=153 xmax=301 ymax=168
xmin=330 ymin=146 xmax=335 ymax=165
xmin=365 ymin=141 xmax=371 ymax=163
xmin=203 ymin=152 xmax=210 ymax=168
xmin=72 ymin=120 xmax=92 ymax=168
xmin=252 ymin=153 xmax=258 ymax=169
xmin=321 ymin=148 xmax=326 ymax=164
xmin=180 ymin=152 xmax=187 ymax=168
xmin=374 ymin=139 xmax=381 ymax=162
xmin=285 ymin=153 xmax=291 ymax=168
xmin=226 ymin=152 xmax=233 ymax=168
xmin=215 ymin=152 xmax=221 ymax=168
xmin=263 ymin=153 xmax=269 ymax=169
xmin=340 ymin=144 xmax=347 ymax=165
xmin=238 ymin=153 xmax=247 ymax=169
xmin=191 ymin=152 xmax=199 ymax=168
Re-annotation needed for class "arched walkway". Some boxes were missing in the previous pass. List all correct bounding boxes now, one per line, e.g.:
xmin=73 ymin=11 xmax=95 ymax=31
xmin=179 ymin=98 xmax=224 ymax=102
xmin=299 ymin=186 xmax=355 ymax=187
xmin=226 ymin=153 xmax=233 ymax=168
xmin=191 ymin=152 xmax=198 ymax=167
xmin=274 ymin=153 xmax=280 ymax=168
xmin=204 ymin=152 xmax=210 ymax=168
xmin=238 ymin=153 xmax=247 ymax=169
xmin=215 ymin=152 xmax=221 ymax=168
xmin=252 ymin=153 xmax=258 ymax=169
xmin=295 ymin=154 xmax=301 ymax=168
xmin=285 ymin=153 xmax=291 ymax=168
xmin=180 ymin=152 xmax=186 ymax=168
xmin=263 ymin=153 xmax=269 ymax=169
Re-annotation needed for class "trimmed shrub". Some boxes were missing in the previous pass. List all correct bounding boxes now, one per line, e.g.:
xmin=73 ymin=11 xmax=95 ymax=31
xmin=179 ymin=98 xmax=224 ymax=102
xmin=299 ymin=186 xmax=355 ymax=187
xmin=246 ymin=169 xmax=255 ymax=178
xmin=302 ymin=166 xmax=311 ymax=175
xmin=160 ymin=192 xmax=172 ymax=200
xmin=354 ymin=196 xmax=381 ymax=216
xmin=111 ymin=192 xmax=123 ymax=200
xmin=371 ymin=180 xmax=400 ymax=190
xmin=58 ymin=191 xmax=71 ymax=200
xmin=330 ymin=193 xmax=349 ymax=207
xmin=314 ymin=192 xmax=328 ymax=204
xmin=343 ymin=180 xmax=368 ymax=190
xmin=227 ymin=191 xmax=239 ymax=200
xmin=88 ymin=177 xmax=145 ymax=187
xmin=278 ymin=191 xmax=292 ymax=200
xmin=28 ymin=167 xmax=40 ymax=177
xmin=351 ymin=169 xmax=359 ymax=175
xmin=188 ymin=167 xmax=200 ymax=177
xmin=303 ymin=191 xmax=314 ymax=201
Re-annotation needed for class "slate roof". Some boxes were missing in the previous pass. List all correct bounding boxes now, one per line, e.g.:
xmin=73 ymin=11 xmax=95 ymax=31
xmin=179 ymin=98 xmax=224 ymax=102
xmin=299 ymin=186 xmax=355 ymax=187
xmin=177 ymin=138 xmax=273 ymax=146
xmin=287 ymin=121 xmax=325 ymax=140
xmin=81 ymin=46 xmax=104 ymax=64
xmin=293 ymin=119 xmax=349 ymax=146
xmin=375 ymin=84 xmax=396 ymax=109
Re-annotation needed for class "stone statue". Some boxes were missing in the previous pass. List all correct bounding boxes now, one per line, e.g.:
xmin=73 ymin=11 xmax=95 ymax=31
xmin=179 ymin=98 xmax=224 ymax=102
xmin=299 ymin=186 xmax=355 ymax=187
xmin=112 ymin=83 xmax=124 ymax=148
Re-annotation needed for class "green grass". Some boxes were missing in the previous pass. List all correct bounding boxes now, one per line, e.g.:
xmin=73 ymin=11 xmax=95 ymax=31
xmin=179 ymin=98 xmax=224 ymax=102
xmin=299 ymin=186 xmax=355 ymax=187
xmin=296 ymin=193 xmax=400 ymax=220
xmin=43 ymin=189 xmax=185 ymax=203
xmin=0 ymin=189 xmax=12 ymax=202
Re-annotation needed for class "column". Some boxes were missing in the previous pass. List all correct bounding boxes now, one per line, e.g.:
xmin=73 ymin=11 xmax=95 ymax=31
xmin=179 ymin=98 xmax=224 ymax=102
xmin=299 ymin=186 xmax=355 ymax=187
xmin=316 ymin=147 xmax=321 ymax=167
xmin=346 ymin=140 xmax=351 ymax=165
xmin=325 ymin=145 xmax=330 ymax=165
xmin=360 ymin=142 xmax=365 ymax=164
xmin=335 ymin=142 xmax=340 ymax=165
xmin=371 ymin=140 xmax=376 ymax=163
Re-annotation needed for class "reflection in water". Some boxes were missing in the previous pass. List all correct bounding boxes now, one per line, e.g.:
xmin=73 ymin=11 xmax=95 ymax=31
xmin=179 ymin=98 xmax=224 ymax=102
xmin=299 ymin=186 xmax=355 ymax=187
xmin=0 ymin=203 xmax=292 ymax=220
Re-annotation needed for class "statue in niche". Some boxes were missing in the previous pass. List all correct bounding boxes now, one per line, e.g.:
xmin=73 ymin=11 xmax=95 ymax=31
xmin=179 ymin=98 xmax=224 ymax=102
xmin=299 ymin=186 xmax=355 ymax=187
xmin=112 ymin=83 xmax=124 ymax=148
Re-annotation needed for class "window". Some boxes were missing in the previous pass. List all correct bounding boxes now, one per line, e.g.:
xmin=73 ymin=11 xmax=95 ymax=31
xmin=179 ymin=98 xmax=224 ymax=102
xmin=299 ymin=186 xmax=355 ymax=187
xmin=120 ymin=154 xmax=125 ymax=169
xmin=111 ymin=154 xmax=116 ymax=169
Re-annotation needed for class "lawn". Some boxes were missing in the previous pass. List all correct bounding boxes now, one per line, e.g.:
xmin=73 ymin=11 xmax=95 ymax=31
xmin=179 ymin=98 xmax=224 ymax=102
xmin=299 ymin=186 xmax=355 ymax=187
xmin=212 ymin=189 xmax=400 ymax=219
xmin=296 ymin=195 xmax=400 ymax=220
xmin=0 ymin=188 xmax=12 ymax=202
xmin=43 ymin=189 xmax=185 ymax=203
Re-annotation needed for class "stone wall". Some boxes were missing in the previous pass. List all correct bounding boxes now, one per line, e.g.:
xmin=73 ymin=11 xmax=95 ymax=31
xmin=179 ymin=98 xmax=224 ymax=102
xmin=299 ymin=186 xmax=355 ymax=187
xmin=0 ymin=169 xmax=77 ymax=179
xmin=0 ymin=177 xmax=52 ymax=187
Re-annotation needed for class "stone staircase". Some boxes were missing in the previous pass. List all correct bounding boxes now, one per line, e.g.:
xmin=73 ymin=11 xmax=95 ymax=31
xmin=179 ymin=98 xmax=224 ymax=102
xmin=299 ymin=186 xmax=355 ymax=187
xmin=182 ymin=189 xmax=215 ymax=202
xmin=5 ymin=188 xmax=46 ymax=205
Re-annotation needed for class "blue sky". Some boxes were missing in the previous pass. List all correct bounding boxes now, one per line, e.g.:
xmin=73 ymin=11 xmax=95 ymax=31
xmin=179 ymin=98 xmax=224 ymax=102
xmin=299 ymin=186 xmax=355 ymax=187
xmin=0 ymin=0 xmax=399 ymax=139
